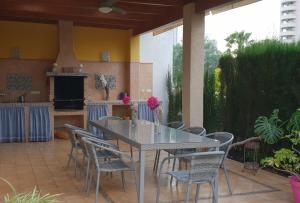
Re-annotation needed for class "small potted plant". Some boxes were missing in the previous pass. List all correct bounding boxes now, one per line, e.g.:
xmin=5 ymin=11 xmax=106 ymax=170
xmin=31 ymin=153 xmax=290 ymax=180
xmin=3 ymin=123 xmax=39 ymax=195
xmin=261 ymin=109 xmax=300 ymax=203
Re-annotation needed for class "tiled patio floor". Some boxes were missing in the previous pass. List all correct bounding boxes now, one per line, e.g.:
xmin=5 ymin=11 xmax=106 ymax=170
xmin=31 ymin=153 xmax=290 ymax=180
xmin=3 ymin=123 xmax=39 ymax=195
xmin=0 ymin=140 xmax=294 ymax=203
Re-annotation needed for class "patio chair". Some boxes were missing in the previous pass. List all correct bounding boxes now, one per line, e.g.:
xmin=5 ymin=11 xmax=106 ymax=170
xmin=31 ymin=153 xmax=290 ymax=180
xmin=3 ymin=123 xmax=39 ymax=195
xmin=167 ymin=127 xmax=206 ymax=183
xmin=98 ymin=116 xmax=122 ymax=143
xmin=82 ymin=136 xmax=137 ymax=203
xmin=75 ymin=130 xmax=119 ymax=193
xmin=204 ymin=132 xmax=234 ymax=195
xmin=156 ymin=151 xmax=225 ymax=203
xmin=166 ymin=121 xmax=185 ymax=130
xmin=153 ymin=121 xmax=185 ymax=173
xmin=98 ymin=116 xmax=135 ymax=157
xmin=182 ymin=127 xmax=207 ymax=136
xmin=64 ymin=124 xmax=86 ymax=176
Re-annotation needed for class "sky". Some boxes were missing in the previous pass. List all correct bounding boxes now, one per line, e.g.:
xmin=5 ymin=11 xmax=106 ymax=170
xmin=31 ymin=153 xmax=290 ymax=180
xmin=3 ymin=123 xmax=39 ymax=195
xmin=177 ymin=0 xmax=281 ymax=52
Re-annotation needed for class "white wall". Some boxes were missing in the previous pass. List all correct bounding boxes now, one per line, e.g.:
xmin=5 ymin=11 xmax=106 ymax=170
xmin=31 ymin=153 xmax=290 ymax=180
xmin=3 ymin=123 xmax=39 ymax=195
xmin=140 ymin=30 xmax=177 ymax=123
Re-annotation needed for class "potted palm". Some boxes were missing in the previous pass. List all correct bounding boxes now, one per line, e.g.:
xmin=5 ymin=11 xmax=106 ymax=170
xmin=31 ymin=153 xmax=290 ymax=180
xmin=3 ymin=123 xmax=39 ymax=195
xmin=260 ymin=109 xmax=300 ymax=203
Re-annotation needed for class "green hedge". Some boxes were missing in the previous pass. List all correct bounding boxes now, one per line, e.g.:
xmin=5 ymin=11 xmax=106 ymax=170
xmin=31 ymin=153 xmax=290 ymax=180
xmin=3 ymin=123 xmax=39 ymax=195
xmin=213 ymin=40 xmax=300 ymax=141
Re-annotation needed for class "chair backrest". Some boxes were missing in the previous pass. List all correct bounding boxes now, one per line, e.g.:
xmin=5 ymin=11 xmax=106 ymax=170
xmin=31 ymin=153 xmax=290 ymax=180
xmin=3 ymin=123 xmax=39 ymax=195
xmin=181 ymin=151 xmax=224 ymax=182
xmin=99 ymin=116 xmax=122 ymax=121
xmin=166 ymin=121 xmax=185 ymax=130
xmin=74 ymin=130 xmax=99 ymax=157
xmin=204 ymin=132 xmax=234 ymax=163
xmin=81 ymin=137 xmax=101 ymax=169
xmin=183 ymin=127 xmax=206 ymax=136
xmin=64 ymin=124 xmax=85 ymax=147
xmin=76 ymin=129 xmax=114 ymax=146
xmin=81 ymin=136 xmax=125 ymax=170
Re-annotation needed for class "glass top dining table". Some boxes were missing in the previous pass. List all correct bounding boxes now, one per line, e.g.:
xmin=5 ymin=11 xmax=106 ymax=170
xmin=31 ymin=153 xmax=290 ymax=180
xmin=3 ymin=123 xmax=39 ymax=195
xmin=89 ymin=120 xmax=220 ymax=203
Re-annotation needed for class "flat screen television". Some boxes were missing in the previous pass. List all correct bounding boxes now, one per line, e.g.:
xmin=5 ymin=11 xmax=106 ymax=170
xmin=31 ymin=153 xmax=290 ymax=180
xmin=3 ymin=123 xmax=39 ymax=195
xmin=54 ymin=76 xmax=84 ymax=110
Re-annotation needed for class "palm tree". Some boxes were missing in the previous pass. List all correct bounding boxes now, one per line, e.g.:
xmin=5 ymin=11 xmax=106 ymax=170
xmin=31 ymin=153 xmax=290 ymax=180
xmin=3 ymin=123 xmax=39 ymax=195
xmin=225 ymin=31 xmax=254 ymax=55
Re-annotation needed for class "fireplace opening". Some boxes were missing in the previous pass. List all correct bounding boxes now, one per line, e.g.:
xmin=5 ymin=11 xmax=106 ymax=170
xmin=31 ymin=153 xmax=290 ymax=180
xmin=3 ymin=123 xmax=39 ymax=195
xmin=54 ymin=76 xmax=84 ymax=110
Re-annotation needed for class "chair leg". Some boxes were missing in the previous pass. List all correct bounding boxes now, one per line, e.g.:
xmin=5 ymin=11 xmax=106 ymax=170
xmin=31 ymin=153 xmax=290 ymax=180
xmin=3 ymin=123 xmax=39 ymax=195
xmin=121 ymin=171 xmax=126 ymax=192
xmin=130 ymin=146 xmax=133 ymax=157
xmin=223 ymin=166 xmax=233 ymax=195
xmin=155 ymin=150 xmax=161 ymax=175
xmin=85 ymin=159 xmax=90 ymax=193
xmin=81 ymin=155 xmax=86 ymax=177
xmin=170 ymin=158 xmax=176 ymax=184
xmin=133 ymin=169 xmax=139 ymax=201
xmin=168 ymin=152 xmax=170 ymax=164
xmin=210 ymin=180 xmax=217 ymax=203
xmin=95 ymin=171 xmax=101 ymax=203
xmin=153 ymin=150 xmax=159 ymax=173
xmin=156 ymin=175 xmax=161 ymax=203
xmin=185 ymin=184 xmax=191 ymax=203
xmin=74 ymin=150 xmax=78 ymax=177
xmin=87 ymin=170 xmax=93 ymax=195
xmin=195 ymin=184 xmax=200 ymax=203
xmin=67 ymin=146 xmax=74 ymax=167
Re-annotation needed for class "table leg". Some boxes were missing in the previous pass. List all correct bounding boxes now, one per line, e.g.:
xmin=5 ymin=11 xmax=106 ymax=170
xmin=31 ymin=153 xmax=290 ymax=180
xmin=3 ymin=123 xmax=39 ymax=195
xmin=214 ymin=171 xmax=219 ymax=203
xmin=139 ymin=150 xmax=145 ymax=203
xmin=214 ymin=146 xmax=220 ymax=203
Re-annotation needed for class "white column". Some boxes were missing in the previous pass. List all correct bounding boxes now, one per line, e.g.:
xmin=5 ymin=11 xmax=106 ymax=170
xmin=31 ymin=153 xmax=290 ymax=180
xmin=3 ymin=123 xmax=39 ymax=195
xmin=182 ymin=3 xmax=205 ymax=127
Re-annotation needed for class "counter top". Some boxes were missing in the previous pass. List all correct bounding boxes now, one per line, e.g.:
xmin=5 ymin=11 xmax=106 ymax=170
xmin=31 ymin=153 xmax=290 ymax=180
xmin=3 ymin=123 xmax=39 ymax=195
xmin=86 ymin=100 xmax=147 ymax=105
xmin=0 ymin=102 xmax=53 ymax=107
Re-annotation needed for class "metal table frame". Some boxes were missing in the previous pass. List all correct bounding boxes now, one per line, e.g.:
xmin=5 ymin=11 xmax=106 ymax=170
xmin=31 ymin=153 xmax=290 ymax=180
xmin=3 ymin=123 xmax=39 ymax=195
xmin=89 ymin=120 xmax=220 ymax=203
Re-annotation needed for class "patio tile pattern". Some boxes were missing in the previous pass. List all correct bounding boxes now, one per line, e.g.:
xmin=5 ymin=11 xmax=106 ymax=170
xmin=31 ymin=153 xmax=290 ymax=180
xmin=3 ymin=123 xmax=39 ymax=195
xmin=0 ymin=140 xmax=294 ymax=203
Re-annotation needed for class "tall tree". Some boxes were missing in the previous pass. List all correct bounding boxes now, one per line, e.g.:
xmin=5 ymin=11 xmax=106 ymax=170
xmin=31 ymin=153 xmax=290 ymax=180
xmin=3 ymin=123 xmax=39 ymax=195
xmin=225 ymin=31 xmax=254 ymax=55
xmin=172 ymin=43 xmax=183 ymax=88
xmin=205 ymin=37 xmax=222 ymax=70
xmin=167 ymin=38 xmax=221 ymax=122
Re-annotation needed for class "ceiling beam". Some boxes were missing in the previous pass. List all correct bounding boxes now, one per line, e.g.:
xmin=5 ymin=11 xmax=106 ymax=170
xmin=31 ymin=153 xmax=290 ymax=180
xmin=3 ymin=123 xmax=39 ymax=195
xmin=0 ymin=0 xmax=246 ymax=34
xmin=2 ymin=0 xmax=179 ymax=15
xmin=0 ymin=9 xmax=141 ymax=28
xmin=134 ymin=0 xmax=241 ymax=35
xmin=0 ymin=16 xmax=132 ymax=29
xmin=0 ymin=2 xmax=156 ymax=22
xmin=118 ymin=0 xmax=183 ymax=7
xmin=133 ymin=10 xmax=182 ymax=35
xmin=115 ymin=2 xmax=176 ymax=15
xmin=195 ymin=0 xmax=236 ymax=12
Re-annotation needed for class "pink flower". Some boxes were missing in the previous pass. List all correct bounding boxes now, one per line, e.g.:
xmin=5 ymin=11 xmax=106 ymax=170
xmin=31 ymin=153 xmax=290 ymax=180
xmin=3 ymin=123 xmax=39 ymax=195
xmin=122 ymin=96 xmax=131 ymax=105
xmin=147 ymin=96 xmax=160 ymax=110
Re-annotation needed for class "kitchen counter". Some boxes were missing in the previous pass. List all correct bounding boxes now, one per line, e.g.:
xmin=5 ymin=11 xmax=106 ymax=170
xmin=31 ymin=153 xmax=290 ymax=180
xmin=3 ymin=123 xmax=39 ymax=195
xmin=0 ymin=102 xmax=52 ymax=107
xmin=86 ymin=100 xmax=147 ymax=105
xmin=0 ymin=102 xmax=54 ymax=143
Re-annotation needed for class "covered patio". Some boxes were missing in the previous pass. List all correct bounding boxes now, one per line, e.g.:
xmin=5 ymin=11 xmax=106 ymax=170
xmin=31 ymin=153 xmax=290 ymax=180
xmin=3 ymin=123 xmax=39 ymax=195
xmin=0 ymin=0 xmax=294 ymax=203
xmin=0 ymin=140 xmax=293 ymax=203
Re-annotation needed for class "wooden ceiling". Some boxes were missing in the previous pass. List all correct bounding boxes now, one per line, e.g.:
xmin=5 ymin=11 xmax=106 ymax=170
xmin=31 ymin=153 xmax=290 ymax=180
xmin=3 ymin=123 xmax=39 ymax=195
xmin=0 ymin=0 xmax=235 ymax=35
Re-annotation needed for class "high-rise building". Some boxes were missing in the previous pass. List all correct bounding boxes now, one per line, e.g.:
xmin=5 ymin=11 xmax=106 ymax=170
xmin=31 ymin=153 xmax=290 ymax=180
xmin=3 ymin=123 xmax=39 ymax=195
xmin=280 ymin=0 xmax=299 ymax=42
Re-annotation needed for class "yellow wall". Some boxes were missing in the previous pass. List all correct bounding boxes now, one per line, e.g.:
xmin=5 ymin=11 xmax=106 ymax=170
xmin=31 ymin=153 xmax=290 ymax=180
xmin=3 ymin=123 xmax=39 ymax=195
xmin=0 ymin=21 xmax=58 ymax=60
xmin=0 ymin=20 xmax=140 ymax=62
xmin=130 ymin=33 xmax=140 ymax=63
xmin=74 ymin=26 xmax=131 ymax=62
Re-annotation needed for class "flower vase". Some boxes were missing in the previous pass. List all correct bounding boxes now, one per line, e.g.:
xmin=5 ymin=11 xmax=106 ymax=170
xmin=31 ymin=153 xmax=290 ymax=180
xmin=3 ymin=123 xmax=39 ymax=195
xmin=154 ymin=109 xmax=161 ymax=134
xmin=131 ymin=104 xmax=138 ymax=127
xmin=105 ymin=86 xmax=110 ymax=100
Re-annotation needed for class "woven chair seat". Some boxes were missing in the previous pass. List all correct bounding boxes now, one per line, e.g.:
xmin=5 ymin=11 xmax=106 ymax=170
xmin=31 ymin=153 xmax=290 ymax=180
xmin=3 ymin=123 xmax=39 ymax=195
xmin=167 ymin=171 xmax=213 ymax=183
xmin=165 ymin=148 xmax=196 ymax=155
xmin=96 ymin=150 xmax=118 ymax=159
xmin=98 ymin=159 xmax=134 ymax=172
